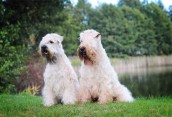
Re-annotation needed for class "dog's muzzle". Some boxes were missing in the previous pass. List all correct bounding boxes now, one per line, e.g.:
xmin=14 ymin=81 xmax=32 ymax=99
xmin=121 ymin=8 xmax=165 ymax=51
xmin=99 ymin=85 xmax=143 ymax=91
xmin=41 ymin=45 xmax=49 ymax=56
xmin=79 ymin=47 xmax=87 ymax=58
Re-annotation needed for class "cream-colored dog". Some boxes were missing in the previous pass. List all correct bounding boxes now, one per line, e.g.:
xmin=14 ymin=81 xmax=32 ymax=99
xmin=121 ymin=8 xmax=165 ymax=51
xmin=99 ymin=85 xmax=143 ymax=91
xmin=78 ymin=29 xmax=134 ymax=104
xmin=39 ymin=33 xmax=79 ymax=106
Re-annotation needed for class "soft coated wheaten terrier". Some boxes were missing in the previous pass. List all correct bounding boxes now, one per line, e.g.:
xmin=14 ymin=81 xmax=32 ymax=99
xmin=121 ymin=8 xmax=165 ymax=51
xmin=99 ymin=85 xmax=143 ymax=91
xmin=39 ymin=33 xmax=79 ymax=106
xmin=77 ymin=29 xmax=134 ymax=104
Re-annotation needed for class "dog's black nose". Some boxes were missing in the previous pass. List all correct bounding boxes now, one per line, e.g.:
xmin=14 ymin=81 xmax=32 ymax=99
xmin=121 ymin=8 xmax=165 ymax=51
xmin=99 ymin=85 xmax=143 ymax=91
xmin=80 ymin=47 xmax=85 ymax=53
xmin=41 ymin=45 xmax=47 ymax=52
xmin=41 ymin=45 xmax=47 ymax=50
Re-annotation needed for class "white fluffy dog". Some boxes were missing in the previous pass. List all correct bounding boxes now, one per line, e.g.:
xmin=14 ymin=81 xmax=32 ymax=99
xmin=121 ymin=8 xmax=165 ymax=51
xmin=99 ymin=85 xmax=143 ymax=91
xmin=39 ymin=33 xmax=79 ymax=106
xmin=77 ymin=29 xmax=134 ymax=104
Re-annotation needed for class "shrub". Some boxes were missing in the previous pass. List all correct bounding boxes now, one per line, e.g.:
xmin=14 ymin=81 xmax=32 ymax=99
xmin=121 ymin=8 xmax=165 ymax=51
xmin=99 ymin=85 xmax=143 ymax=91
xmin=17 ymin=54 xmax=45 ymax=94
xmin=0 ymin=24 xmax=27 ymax=93
xmin=20 ymin=84 xmax=40 ymax=96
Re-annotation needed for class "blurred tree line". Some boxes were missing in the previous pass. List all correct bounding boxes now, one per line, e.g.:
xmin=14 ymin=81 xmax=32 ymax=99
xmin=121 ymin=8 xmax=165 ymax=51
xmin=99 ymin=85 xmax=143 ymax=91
xmin=89 ymin=0 xmax=172 ymax=57
xmin=0 ymin=0 xmax=172 ymax=93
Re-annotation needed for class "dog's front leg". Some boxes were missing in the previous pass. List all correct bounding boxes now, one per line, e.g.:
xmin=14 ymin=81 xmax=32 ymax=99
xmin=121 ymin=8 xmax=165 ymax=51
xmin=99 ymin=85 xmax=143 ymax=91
xmin=42 ymin=86 xmax=57 ymax=107
xmin=78 ymin=85 xmax=92 ymax=103
xmin=98 ymin=88 xmax=113 ymax=104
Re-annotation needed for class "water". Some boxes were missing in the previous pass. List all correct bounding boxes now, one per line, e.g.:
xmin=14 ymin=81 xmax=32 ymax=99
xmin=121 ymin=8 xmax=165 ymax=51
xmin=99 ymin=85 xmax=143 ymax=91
xmin=119 ymin=66 xmax=172 ymax=97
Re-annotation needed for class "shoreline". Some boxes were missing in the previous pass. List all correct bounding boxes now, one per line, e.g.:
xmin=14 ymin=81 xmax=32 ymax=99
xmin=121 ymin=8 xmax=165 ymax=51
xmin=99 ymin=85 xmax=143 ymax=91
xmin=70 ymin=55 xmax=172 ymax=75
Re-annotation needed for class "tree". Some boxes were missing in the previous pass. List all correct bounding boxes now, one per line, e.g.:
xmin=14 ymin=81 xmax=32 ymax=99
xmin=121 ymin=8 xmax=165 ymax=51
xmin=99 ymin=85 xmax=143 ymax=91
xmin=88 ymin=4 xmax=158 ymax=57
xmin=0 ymin=0 xmax=70 ymax=93
xmin=60 ymin=0 xmax=92 ymax=55
xmin=169 ymin=5 xmax=172 ymax=21
xmin=0 ymin=1 xmax=27 ymax=93
xmin=75 ymin=0 xmax=92 ymax=26
xmin=145 ymin=3 xmax=172 ymax=54
xmin=88 ymin=4 xmax=126 ymax=57
xmin=157 ymin=0 xmax=164 ymax=10
xmin=3 ymin=0 xmax=70 ymax=46
xmin=118 ymin=0 xmax=142 ymax=10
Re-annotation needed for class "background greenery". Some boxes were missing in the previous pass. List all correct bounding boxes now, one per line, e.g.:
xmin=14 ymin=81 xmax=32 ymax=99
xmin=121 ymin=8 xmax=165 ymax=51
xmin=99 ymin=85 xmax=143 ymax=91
xmin=1 ymin=0 xmax=172 ymax=93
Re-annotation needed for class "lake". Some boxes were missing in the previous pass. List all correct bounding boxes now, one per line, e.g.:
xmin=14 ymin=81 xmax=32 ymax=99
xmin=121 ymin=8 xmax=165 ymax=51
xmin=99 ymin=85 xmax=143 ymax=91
xmin=119 ymin=66 xmax=172 ymax=98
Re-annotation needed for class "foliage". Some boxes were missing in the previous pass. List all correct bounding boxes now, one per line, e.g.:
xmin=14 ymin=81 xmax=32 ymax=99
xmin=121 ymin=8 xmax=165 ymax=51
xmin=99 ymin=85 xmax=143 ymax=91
xmin=88 ymin=4 xmax=158 ymax=57
xmin=0 ymin=1 xmax=28 ymax=93
xmin=0 ymin=94 xmax=172 ymax=116
xmin=169 ymin=5 xmax=172 ymax=21
xmin=17 ymin=56 xmax=45 ymax=93
xmin=0 ymin=24 xmax=26 ymax=93
xmin=0 ymin=0 xmax=70 ymax=93
xmin=20 ymin=85 xmax=40 ymax=96
xmin=145 ymin=3 xmax=172 ymax=55
xmin=61 ymin=0 xmax=91 ymax=55
xmin=2 ymin=0 xmax=172 ymax=57
xmin=88 ymin=0 xmax=172 ymax=57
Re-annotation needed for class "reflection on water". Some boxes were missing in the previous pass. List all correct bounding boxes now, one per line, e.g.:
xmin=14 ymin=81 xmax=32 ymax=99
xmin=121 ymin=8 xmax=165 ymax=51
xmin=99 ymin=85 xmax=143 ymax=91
xmin=119 ymin=66 xmax=172 ymax=97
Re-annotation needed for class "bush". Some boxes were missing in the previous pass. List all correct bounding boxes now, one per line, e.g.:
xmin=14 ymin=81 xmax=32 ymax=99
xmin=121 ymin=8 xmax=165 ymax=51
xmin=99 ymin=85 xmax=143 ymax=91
xmin=17 ymin=54 xmax=45 ymax=94
xmin=0 ymin=24 xmax=27 ymax=93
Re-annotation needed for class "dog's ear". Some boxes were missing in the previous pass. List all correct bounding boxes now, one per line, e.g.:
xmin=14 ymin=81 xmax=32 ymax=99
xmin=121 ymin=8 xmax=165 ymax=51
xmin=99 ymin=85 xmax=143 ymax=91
xmin=95 ymin=33 xmax=101 ymax=40
xmin=59 ymin=36 xmax=64 ymax=42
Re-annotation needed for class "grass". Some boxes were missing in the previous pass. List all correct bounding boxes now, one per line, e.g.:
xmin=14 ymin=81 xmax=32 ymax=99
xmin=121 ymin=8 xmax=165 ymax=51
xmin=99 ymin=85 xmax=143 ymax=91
xmin=0 ymin=94 xmax=172 ymax=117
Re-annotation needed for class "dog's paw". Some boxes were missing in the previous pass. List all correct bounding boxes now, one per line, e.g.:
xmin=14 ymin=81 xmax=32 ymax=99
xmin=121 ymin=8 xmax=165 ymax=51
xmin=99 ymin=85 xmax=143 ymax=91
xmin=43 ymin=102 xmax=55 ymax=107
xmin=98 ymin=99 xmax=108 ymax=104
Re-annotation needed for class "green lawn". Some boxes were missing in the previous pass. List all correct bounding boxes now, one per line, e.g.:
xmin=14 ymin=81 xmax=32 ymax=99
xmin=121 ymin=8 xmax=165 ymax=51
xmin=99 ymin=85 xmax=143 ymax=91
xmin=0 ymin=94 xmax=172 ymax=117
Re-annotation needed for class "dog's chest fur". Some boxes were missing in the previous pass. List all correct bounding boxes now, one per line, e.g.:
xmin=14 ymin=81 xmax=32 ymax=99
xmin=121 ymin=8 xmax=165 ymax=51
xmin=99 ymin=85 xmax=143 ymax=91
xmin=80 ymin=61 xmax=120 ymax=97
xmin=44 ymin=63 xmax=68 ymax=98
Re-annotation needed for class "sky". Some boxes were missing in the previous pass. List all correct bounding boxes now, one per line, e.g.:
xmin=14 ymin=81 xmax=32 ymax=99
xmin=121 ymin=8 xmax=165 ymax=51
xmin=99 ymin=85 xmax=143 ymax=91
xmin=71 ymin=0 xmax=172 ymax=10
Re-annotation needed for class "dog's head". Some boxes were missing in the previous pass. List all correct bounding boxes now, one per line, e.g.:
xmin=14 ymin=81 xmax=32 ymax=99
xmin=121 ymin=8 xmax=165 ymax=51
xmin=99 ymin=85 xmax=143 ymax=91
xmin=77 ymin=29 xmax=102 ymax=65
xmin=39 ymin=33 xmax=64 ymax=63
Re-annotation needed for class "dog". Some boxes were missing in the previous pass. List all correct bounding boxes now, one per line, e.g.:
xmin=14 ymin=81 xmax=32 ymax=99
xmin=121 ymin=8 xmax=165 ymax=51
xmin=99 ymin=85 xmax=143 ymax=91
xmin=77 ymin=29 xmax=134 ymax=104
xmin=39 ymin=33 xmax=79 ymax=106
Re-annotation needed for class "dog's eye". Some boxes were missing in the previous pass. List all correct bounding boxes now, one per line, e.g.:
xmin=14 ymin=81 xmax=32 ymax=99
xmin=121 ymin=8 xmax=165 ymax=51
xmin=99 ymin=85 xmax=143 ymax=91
xmin=49 ymin=41 xmax=54 ymax=44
